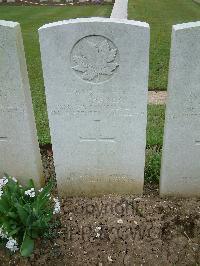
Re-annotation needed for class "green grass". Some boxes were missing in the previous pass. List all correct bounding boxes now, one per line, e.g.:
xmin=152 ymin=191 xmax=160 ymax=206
xmin=145 ymin=105 xmax=165 ymax=183
xmin=0 ymin=5 xmax=112 ymax=144
xmin=128 ymin=0 xmax=200 ymax=90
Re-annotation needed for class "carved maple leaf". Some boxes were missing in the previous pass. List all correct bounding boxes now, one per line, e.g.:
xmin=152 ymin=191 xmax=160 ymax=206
xmin=72 ymin=40 xmax=119 ymax=81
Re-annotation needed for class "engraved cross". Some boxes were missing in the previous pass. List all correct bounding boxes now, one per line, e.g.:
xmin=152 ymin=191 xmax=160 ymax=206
xmin=0 ymin=137 xmax=8 ymax=142
xmin=195 ymin=140 xmax=200 ymax=146
xmin=79 ymin=120 xmax=116 ymax=144
xmin=79 ymin=120 xmax=116 ymax=172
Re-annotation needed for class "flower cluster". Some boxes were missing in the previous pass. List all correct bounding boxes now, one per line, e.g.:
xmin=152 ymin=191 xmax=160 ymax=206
xmin=25 ymin=188 xmax=35 ymax=198
xmin=0 ymin=226 xmax=8 ymax=239
xmin=0 ymin=176 xmax=8 ymax=187
xmin=0 ymin=176 xmax=8 ymax=199
xmin=53 ymin=197 xmax=61 ymax=214
xmin=0 ymin=226 xmax=18 ymax=252
xmin=6 ymin=237 xmax=19 ymax=252
xmin=0 ymin=175 xmax=59 ymax=257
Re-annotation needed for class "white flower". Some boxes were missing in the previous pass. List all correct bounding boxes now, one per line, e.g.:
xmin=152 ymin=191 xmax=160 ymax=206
xmin=0 ymin=226 xmax=8 ymax=239
xmin=25 ymin=188 xmax=35 ymax=198
xmin=0 ymin=177 xmax=8 ymax=188
xmin=38 ymin=187 xmax=43 ymax=193
xmin=0 ymin=189 xmax=3 ymax=199
xmin=53 ymin=197 xmax=61 ymax=214
xmin=6 ymin=237 xmax=18 ymax=252
xmin=12 ymin=177 xmax=17 ymax=183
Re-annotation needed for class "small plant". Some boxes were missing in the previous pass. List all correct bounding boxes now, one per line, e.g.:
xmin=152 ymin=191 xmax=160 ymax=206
xmin=0 ymin=175 xmax=61 ymax=257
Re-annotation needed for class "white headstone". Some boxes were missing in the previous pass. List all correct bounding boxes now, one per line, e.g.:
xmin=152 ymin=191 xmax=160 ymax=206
xmin=6 ymin=0 xmax=16 ymax=2
xmin=110 ymin=0 xmax=128 ymax=19
xmin=160 ymin=22 xmax=200 ymax=197
xmin=39 ymin=18 xmax=149 ymax=196
xmin=0 ymin=21 xmax=43 ymax=187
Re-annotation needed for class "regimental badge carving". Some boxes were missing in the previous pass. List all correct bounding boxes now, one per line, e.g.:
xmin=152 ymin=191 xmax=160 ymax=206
xmin=71 ymin=35 xmax=119 ymax=83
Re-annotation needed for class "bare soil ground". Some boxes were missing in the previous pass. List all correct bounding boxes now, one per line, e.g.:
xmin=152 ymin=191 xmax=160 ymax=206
xmin=148 ymin=91 xmax=167 ymax=105
xmin=0 ymin=148 xmax=199 ymax=266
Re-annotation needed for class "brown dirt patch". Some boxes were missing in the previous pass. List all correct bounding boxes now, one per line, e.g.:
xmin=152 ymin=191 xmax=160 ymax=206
xmin=148 ymin=91 xmax=167 ymax=105
xmin=0 ymin=148 xmax=199 ymax=266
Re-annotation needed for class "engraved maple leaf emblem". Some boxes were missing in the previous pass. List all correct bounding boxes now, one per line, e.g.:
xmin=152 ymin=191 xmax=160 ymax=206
xmin=72 ymin=40 xmax=119 ymax=82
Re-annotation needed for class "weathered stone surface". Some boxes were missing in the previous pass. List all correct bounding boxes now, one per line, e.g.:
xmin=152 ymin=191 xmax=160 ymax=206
xmin=39 ymin=18 xmax=149 ymax=196
xmin=160 ymin=22 xmax=200 ymax=197
xmin=110 ymin=0 xmax=128 ymax=19
xmin=0 ymin=20 xmax=43 ymax=187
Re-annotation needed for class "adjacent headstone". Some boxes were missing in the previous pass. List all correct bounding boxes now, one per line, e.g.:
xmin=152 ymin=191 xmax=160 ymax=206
xmin=0 ymin=20 xmax=43 ymax=187
xmin=6 ymin=0 xmax=16 ymax=2
xmin=160 ymin=22 xmax=200 ymax=197
xmin=39 ymin=18 xmax=149 ymax=196
xmin=110 ymin=0 xmax=128 ymax=19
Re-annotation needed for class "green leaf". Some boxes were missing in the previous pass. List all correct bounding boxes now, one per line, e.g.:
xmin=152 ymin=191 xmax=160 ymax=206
xmin=0 ymin=198 xmax=10 ymax=214
xmin=30 ymin=229 xmax=39 ymax=239
xmin=38 ymin=181 xmax=53 ymax=200
xmin=15 ymin=204 xmax=29 ymax=225
xmin=9 ymin=227 xmax=20 ymax=236
xmin=35 ymin=181 xmax=53 ymax=210
xmin=7 ymin=212 xmax=18 ymax=219
xmin=28 ymin=179 xmax=35 ymax=190
xmin=20 ymin=231 xmax=34 ymax=257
